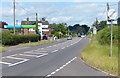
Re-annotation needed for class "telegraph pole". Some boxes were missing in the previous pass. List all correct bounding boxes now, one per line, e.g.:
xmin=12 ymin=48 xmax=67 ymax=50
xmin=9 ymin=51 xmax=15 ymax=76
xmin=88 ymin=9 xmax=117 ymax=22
xmin=36 ymin=13 xmax=38 ymax=34
xmin=13 ymin=0 xmax=16 ymax=34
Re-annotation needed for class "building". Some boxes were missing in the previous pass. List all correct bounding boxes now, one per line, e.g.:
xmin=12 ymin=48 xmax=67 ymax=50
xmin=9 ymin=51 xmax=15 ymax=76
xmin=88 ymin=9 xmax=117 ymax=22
xmin=21 ymin=18 xmax=51 ymax=36
xmin=0 ymin=21 xmax=8 ymax=32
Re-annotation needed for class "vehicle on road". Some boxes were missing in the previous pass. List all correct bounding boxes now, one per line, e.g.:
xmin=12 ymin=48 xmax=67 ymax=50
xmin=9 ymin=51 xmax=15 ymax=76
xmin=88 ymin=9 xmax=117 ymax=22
xmin=81 ymin=35 xmax=86 ymax=38
xmin=67 ymin=36 xmax=72 ymax=40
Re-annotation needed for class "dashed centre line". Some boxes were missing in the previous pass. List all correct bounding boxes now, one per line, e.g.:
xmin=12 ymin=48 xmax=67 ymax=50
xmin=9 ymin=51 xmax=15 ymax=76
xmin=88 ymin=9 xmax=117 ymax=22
xmin=51 ymin=50 xmax=58 ymax=53
xmin=46 ymin=57 xmax=77 ymax=77
xmin=61 ymin=47 xmax=66 ymax=49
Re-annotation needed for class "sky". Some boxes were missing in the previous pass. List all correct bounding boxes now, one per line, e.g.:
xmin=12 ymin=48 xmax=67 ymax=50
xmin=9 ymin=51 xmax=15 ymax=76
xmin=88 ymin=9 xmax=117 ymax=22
xmin=0 ymin=0 xmax=119 ymax=27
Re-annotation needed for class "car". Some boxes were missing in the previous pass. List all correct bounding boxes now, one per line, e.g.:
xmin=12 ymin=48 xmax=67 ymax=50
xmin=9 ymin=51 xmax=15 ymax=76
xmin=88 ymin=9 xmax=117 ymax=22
xmin=81 ymin=35 xmax=85 ymax=38
xmin=67 ymin=36 xmax=72 ymax=40
xmin=42 ymin=35 xmax=48 ymax=40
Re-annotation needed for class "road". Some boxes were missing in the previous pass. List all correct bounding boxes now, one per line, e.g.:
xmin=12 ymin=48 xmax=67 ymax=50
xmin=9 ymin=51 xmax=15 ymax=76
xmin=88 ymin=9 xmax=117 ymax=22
xmin=1 ymin=37 xmax=111 ymax=77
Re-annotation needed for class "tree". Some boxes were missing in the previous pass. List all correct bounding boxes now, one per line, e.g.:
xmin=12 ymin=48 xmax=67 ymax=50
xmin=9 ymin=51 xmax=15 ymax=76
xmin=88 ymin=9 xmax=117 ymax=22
xmin=92 ymin=20 xmax=107 ymax=31
xmin=49 ymin=23 xmax=68 ymax=38
xmin=68 ymin=24 xmax=90 ymax=35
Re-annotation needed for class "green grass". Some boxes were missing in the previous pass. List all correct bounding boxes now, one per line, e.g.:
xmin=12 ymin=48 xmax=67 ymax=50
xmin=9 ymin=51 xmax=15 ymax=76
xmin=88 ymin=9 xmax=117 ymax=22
xmin=80 ymin=37 xmax=118 ymax=75
xmin=0 ymin=46 xmax=6 ymax=52
xmin=18 ymin=40 xmax=57 ymax=47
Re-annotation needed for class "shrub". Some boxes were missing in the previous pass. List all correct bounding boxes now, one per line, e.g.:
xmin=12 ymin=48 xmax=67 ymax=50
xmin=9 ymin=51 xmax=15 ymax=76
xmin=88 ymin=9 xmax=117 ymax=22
xmin=97 ymin=26 xmax=118 ymax=45
xmin=2 ymin=31 xmax=41 ymax=45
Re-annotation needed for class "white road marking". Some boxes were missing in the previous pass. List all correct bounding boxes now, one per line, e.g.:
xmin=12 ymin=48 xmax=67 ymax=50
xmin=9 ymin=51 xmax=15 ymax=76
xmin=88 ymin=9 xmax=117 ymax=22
xmin=61 ymin=47 xmax=65 ymax=49
xmin=3 ymin=54 xmax=18 ymax=58
xmin=19 ymin=54 xmax=38 ymax=57
xmin=53 ymin=45 xmax=56 ymax=46
xmin=47 ymin=46 xmax=52 ymax=48
xmin=9 ymin=59 xmax=29 ymax=67
xmin=41 ymin=48 xmax=44 ymax=49
xmin=38 ymin=51 xmax=47 ymax=52
xmin=24 ymin=52 xmax=46 ymax=55
xmin=5 ymin=56 xmax=27 ymax=60
xmin=46 ymin=57 xmax=77 ymax=77
xmin=70 ymin=44 xmax=73 ymax=46
xmin=0 ymin=61 xmax=12 ymax=65
xmin=66 ymin=45 xmax=69 ymax=47
xmin=36 ymin=53 xmax=48 ymax=58
xmin=51 ymin=50 xmax=58 ymax=53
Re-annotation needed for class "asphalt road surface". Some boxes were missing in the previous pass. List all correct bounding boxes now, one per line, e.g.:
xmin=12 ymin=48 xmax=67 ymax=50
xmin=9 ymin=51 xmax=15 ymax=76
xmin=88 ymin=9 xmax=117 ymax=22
xmin=1 ymin=37 xmax=110 ymax=77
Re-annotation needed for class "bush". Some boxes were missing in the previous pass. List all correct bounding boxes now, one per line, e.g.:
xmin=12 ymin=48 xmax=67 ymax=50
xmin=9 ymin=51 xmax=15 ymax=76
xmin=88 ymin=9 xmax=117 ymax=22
xmin=2 ymin=31 xmax=41 ymax=45
xmin=97 ymin=26 xmax=118 ymax=45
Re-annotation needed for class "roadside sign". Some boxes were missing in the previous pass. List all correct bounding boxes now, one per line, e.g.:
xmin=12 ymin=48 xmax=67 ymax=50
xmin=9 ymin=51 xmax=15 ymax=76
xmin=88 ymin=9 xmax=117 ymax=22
xmin=107 ymin=9 xmax=117 ymax=24
xmin=93 ymin=27 xmax=97 ymax=35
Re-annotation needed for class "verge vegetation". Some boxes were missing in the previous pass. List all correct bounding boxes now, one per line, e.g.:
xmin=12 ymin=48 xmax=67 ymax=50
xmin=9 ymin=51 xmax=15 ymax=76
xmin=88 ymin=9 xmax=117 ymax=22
xmin=80 ymin=26 xmax=118 ymax=75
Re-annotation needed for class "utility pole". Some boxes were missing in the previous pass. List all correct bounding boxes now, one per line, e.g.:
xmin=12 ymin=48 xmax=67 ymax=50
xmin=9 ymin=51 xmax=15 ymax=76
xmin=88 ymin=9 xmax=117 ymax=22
xmin=13 ymin=0 xmax=16 ymax=34
xmin=36 ymin=13 xmax=38 ymax=34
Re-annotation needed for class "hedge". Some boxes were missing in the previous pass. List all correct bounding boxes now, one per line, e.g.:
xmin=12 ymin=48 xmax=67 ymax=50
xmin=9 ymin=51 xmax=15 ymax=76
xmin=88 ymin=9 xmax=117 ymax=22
xmin=96 ymin=26 xmax=119 ymax=45
xmin=2 ymin=31 xmax=41 ymax=45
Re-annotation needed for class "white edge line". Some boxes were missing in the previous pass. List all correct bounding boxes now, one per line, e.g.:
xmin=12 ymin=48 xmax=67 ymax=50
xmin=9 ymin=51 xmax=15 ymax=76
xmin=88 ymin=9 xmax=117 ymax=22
xmin=79 ymin=57 xmax=116 ymax=76
xmin=46 ymin=57 xmax=77 ymax=77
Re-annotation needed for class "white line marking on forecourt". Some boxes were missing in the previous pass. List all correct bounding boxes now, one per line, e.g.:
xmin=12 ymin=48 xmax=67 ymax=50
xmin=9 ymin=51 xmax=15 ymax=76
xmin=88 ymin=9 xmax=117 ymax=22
xmin=46 ymin=57 xmax=77 ymax=77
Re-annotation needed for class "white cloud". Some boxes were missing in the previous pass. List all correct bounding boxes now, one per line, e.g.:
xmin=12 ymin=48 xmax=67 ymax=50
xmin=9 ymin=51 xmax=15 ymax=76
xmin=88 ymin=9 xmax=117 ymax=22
xmin=1 ymin=2 xmax=118 ymax=26
xmin=51 ymin=16 xmax=73 ymax=22
xmin=2 ymin=0 xmax=119 ymax=2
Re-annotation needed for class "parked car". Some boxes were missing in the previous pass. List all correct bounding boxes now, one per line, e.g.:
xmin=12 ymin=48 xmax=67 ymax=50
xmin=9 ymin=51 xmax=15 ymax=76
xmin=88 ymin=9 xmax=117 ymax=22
xmin=42 ymin=34 xmax=48 ymax=40
xmin=67 ymin=36 xmax=72 ymax=40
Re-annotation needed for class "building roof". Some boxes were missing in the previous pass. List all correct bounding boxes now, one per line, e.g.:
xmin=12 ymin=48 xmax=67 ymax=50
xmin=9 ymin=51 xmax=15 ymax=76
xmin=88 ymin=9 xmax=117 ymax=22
xmin=0 ymin=21 xmax=8 ymax=28
xmin=21 ymin=21 xmax=49 ymax=25
xmin=21 ymin=21 xmax=35 ymax=25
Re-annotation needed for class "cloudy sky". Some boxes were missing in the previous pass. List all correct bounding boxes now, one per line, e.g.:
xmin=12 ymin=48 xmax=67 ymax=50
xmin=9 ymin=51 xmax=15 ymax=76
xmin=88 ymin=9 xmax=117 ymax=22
xmin=1 ymin=0 xmax=119 ymax=27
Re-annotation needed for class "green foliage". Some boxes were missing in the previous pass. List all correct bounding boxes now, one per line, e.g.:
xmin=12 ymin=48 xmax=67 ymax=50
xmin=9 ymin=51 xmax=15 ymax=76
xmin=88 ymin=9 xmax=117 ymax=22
xmin=93 ymin=20 xmax=107 ymax=31
xmin=80 ymin=38 xmax=118 ymax=75
xmin=2 ymin=31 xmax=40 ymax=45
xmin=50 ymin=23 xmax=68 ymax=38
xmin=68 ymin=24 xmax=90 ymax=35
xmin=97 ymin=26 xmax=118 ymax=45
xmin=9 ymin=29 xmax=21 ymax=33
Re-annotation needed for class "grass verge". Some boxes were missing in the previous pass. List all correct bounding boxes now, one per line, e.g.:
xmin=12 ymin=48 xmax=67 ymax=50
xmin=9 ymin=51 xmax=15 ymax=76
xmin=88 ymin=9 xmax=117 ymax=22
xmin=0 ymin=46 xmax=6 ymax=52
xmin=80 ymin=37 xmax=118 ymax=75
xmin=18 ymin=40 xmax=57 ymax=47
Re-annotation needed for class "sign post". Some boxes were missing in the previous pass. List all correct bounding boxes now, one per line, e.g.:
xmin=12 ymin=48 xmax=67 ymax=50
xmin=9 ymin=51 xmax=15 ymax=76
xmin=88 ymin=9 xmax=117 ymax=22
xmin=107 ymin=9 xmax=117 ymax=57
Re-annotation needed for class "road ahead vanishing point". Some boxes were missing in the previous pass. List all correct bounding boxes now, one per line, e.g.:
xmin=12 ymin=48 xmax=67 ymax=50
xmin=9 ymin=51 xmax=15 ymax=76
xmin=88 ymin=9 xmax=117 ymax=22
xmin=1 ymin=37 xmax=108 ymax=77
